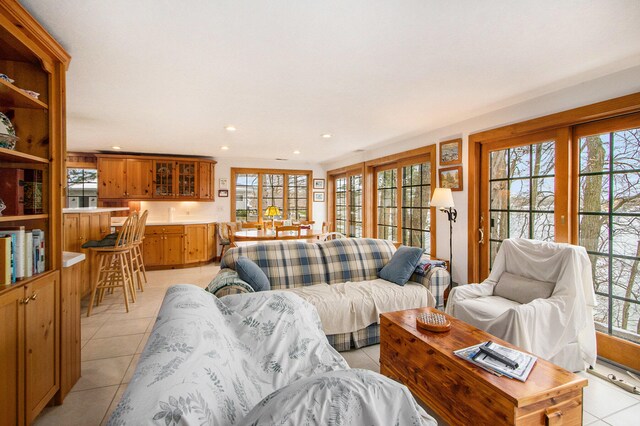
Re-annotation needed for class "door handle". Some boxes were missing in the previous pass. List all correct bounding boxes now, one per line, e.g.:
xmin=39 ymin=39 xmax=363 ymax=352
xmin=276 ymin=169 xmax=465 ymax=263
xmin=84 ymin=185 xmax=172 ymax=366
xmin=478 ymin=228 xmax=485 ymax=244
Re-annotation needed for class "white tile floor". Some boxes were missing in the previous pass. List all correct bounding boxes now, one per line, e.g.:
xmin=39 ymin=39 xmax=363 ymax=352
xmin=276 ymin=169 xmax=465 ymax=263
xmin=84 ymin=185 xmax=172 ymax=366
xmin=34 ymin=263 xmax=640 ymax=425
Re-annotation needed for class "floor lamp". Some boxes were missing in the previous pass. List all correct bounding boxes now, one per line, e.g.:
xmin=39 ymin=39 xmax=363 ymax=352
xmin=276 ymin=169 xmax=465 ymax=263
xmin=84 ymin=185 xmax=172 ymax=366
xmin=430 ymin=188 xmax=457 ymax=283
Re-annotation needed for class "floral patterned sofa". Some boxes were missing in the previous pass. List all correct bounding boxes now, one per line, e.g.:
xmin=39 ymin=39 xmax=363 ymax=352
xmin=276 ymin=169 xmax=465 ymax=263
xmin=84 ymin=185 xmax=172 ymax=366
xmin=207 ymin=238 xmax=450 ymax=351
xmin=108 ymin=285 xmax=435 ymax=425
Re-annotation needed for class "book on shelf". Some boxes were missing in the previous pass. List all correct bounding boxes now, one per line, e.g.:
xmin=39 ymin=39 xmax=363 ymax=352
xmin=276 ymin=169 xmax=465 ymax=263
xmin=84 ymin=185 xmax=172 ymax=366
xmin=0 ymin=169 xmax=25 ymax=216
xmin=24 ymin=169 xmax=44 ymax=215
xmin=0 ymin=226 xmax=46 ymax=282
xmin=454 ymin=341 xmax=537 ymax=382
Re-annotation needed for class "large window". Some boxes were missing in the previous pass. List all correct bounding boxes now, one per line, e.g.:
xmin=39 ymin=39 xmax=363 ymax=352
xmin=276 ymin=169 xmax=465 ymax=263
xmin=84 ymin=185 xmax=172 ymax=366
xmin=377 ymin=169 xmax=397 ymax=241
xmin=330 ymin=171 xmax=363 ymax=237
xmin=349 ymin=175 xmax=363 ymax=237
xmin=67 ymin=168 xmax=98 ymax=208
xmin=577 ymin=117 xmax=640 ymax=343
xmin=335 ymin=177 xmax=347 ymax=234
xmin=231 ymin=168 xmax=312 ymax=223
xmin=401 ymin=162 xmax=432 ymax=250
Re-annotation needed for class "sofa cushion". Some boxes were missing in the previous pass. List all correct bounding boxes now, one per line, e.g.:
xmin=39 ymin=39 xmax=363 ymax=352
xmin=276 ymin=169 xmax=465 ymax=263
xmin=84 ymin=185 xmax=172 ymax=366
xmin=221 ymin=241 xmax=327 ymax=290
xmin=236 ymin=256 xmax=271 ymax=292
xmin=285 ymin=279 xmax=433 ymax=335
xmin=493 ymin=271 xmax=555 ymax=304
xmin=379 ymin=246 xmax=424 ymax=285
xmin=319 ymin=238 xmax=396 ymax=284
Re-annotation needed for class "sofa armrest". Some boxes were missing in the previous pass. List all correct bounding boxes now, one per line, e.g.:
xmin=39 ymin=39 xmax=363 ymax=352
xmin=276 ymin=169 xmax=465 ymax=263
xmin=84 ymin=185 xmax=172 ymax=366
xmin=410 ymin=267 xmax=450 ymax=309
xmin=206 ymin=268 xmax=255 ymax=297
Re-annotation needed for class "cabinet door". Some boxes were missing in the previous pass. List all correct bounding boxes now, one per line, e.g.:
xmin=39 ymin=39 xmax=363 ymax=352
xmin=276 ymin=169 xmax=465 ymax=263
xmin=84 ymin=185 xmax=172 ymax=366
xmin=98 ymin=158 xmax=126 ymax=199
xmin=63 ymin=214 xmax=80 ymax=252
xmin=185 ymin=225 xmax=207 ymax=263
xmin=25 ymin=272 xmax=59 ymax=423
xmin=198 ymin=162 xmax=213 ymax=199
xmin=59 ymin=263 xmax=82 ymax=401
xmin=153 ymin=160 xmax=175 ymax=198
xmin=126 ymin=159 xmax=153 ymax=199
xmin=207 ymin=223 xmax=217 ymax=260
xmin=143 ymin=235 xmax=163 ymax=266
xmin=163 ymin=234 xmax=185 ymax=265
xmin=0 ymin=287 xmax=25 ymax=426
xmin=99 ymin=212 xmax=111 ymax=238
xmin=176 ymin=161 xmax=197 ymax=198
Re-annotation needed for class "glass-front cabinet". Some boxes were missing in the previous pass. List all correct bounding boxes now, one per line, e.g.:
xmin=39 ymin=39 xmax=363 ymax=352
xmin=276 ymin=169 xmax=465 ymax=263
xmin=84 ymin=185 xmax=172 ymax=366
xmin=154 ymin=160 xmax=175 ymax=198
xmin=176 ymin=161 xmax=197 ymax=198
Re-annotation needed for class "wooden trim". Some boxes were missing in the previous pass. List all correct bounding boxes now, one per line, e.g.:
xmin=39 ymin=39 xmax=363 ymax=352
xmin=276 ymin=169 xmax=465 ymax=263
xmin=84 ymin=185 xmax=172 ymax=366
xmin=230 ymin=167 xmax=313 ymax=222
xmin=573 ymin=111 xmax=640 ymax=138
xmin=95 ymin=153 xmax=216 ymax=164
xmin=468 ymin=136 xmax=481 ymax=284
xmin=469 ymin=92 xmax=640 ymax=143
xmin=596 ymin=332 xmax=640 ymax=371
xmin=326 ymin=162 xmax=365 ymax=177
xmin=363 ymin=145 xmax=435 ymax=168
xmin=439 ymin=138 xmax=463 ymax=166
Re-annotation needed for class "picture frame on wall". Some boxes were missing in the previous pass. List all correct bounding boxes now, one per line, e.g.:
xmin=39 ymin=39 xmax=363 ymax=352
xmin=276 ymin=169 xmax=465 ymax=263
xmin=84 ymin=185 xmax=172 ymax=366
xmin=313 ymin=192 xmax=325 ymax=202
xmin=439 ymin=138 xmax=462 ymax=165
xmin=439 ymin=166 xmax=463 ymax=191
xmin=219 ymin=178 xmax=229 ymax=190
xmin=218 ymin=189 xmax=229 ymax=197
xmin=313 ymin=178 xmax=325 ymax=190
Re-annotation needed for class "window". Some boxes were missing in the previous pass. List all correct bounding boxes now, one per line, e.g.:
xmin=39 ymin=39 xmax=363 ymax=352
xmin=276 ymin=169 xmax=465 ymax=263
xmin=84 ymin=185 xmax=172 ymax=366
xmin=377 ymin=169 xmax=397 ymax=241
xmin=401 ymin=162 xmax=432 ymax=250
xmin=349 ymin=175 xmax=363 ymax=237
xmin=577 ymin=117 xmax=640 ymax=343
xmin=231 ymin=168 xmax=312 ymax=223
xmin=329 ymin=170 xmax=362 ymax=237
xmin=67 ymin=168 xmax=97 ymax=208
xmin=335 ymin=177 xmax=347 ymax=234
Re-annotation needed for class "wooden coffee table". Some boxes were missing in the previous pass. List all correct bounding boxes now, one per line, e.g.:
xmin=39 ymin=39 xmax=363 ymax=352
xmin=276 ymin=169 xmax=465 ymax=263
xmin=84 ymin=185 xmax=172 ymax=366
xmin=380 ymin=307 xmax=587 ymax=425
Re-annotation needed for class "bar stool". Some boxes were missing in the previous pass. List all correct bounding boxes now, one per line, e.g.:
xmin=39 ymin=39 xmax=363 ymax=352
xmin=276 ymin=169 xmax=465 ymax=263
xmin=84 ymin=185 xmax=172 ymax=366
xmin=86 ymin=212 xmax=138 ymax=317
xmin=128 ymin=210 xmax=148 ymax=292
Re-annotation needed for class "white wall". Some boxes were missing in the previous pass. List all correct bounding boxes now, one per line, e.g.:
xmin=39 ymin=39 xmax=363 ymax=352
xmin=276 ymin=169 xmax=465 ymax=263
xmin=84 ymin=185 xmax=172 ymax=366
xmin=321 ymin=65 xmax=640 ymax=285
xmin=140 ymin=157 xmax=327 ymax=226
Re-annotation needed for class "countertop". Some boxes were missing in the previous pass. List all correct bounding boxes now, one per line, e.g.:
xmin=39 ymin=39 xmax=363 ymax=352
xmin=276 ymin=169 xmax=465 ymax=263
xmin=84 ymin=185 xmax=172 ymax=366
xmin=111 ymin=218 xmax=216 ymax=226
xmin=62 ymin=251 xmax=86 ymax=267
xmin=63 ymin=207 xmax=130 ymax=214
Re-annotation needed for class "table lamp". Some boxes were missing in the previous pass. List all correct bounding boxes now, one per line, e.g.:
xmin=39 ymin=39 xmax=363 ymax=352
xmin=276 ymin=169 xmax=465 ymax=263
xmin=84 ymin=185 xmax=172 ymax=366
xmin=430 ymin=188 xmax=457 ymax=281
xmin=264 ymin=205 xmax=281 ymax=230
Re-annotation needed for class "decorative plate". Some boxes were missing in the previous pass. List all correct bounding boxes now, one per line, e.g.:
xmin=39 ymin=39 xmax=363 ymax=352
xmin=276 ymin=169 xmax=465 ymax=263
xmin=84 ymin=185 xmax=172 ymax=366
xmin=0 ymin=73 xmax=15 ymax=84
xmin=0 ymin=112 xmax=18 ymax=150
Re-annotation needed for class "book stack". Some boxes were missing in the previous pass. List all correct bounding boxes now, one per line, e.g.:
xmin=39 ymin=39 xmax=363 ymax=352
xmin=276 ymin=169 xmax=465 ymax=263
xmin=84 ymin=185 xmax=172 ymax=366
xmin=0 ymin=226 xmax=46 ymax=285
xmin=454 ymin=341 xmax=537 ymax=382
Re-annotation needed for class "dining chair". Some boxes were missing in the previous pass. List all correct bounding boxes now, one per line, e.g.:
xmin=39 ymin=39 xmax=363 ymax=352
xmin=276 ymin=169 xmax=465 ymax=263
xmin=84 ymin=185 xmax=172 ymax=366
xmin=241 ymin=221 xmax=262 ymax=230
xmin=226 ymin=223 xmax=237 ymax=250
xmin=319 ymin=231 xmax=346 ymax=241
xmin=275 ymin=225 xmax=301 ymax=239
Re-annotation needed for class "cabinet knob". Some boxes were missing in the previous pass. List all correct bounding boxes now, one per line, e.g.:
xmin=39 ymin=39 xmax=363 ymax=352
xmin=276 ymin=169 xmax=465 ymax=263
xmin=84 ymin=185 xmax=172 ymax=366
xmin=20 ymin=297 xmax=30 ymax=305
xmin=30 ymin=292 xmax=39 ymax=301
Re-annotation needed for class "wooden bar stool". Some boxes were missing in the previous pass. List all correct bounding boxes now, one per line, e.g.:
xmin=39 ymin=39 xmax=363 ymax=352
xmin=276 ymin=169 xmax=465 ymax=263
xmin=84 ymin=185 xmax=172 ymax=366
xmin=128 ymin=210 xmax=148 ymax=292
xmin=86 ymin=212 xmax=138 ymax=317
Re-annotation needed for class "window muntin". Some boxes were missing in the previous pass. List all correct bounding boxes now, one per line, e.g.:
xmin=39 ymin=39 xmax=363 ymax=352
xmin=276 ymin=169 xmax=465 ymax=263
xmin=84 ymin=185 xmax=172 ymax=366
xmin=488 ymin=141 xmax=555 ymax=267
xmin=287 ymin=174 xmax=309 ymax=221
xmin=262 ymin=174 xmax=284 ymax=218
xmin=335 ymin=177 xmax=347 ymax=234
xmin=235 ymin=173 xmax=259 ymax=222
xmin=401 ymin=162 xmax=431 ymax=250
xmin=349 ymin=175 xmax=363 ymax=237
xmin=377 ymin=169 xmax=397 ymax=241
xmin=578 ymin=125 xmax=640 ymax=343
xmin=67 ymin=168 xmax=98 ymax=208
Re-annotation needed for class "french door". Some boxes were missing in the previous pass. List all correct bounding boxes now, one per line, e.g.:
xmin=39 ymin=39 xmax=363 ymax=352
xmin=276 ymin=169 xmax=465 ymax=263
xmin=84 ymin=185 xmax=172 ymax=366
xmin=478 ymin=129 xmax=569 ymax=278
xmin=334 ymin=171 xmax=363 ymax=237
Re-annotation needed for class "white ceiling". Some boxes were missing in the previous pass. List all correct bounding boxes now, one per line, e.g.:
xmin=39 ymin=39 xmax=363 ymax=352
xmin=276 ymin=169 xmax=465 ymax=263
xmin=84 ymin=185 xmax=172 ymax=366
xmin=22 ymin=0 xmax=640 ymax=163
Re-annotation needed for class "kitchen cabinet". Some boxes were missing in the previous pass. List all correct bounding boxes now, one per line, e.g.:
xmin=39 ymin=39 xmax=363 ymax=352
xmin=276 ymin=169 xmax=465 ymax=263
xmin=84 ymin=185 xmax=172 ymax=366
xmin=98 ymin=157 xmax=153 ymax=199
xmin=97 ymin=155 xmax=215 ymax=200
xmin=0 ymin=271 xmax=60 ymax=425
xmin=143 ymin=223 xmax=217 ymax=269
xmin=185 ymin=224 xmax=207 ymax=263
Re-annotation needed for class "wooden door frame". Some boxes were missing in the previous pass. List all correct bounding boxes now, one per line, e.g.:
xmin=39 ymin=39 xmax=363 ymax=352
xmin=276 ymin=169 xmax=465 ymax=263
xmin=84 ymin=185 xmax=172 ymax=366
xmin=468 ymin=92 xmax=640 ymax=370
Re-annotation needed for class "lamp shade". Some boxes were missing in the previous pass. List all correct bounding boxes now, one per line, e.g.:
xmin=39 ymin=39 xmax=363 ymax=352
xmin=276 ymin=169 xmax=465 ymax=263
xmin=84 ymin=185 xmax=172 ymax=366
xmin=430 ymin=188 xmax=455 ymax=208
xmin=264 ymin=205 xmax=281 ymax=217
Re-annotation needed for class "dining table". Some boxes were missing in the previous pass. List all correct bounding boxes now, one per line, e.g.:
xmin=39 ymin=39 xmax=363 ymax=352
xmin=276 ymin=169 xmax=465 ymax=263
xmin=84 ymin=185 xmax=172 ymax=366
xmin=233 ymin=228 xmax=322 ymax=241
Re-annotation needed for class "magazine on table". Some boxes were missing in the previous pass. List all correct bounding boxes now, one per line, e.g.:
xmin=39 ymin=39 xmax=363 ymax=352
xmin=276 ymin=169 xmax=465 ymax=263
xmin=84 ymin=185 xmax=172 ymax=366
xmin=454 ymin=341 xmax=537 ymax=382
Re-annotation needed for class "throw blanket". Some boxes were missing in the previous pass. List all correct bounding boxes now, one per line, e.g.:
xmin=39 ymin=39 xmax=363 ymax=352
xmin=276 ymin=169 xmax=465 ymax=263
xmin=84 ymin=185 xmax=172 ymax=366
xmin=107 ymin=285 xmax=434 ymax=425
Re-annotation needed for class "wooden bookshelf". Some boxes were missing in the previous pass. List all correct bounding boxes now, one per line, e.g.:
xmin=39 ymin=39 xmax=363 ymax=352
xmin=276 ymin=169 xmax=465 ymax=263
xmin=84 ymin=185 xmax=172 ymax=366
xmin=0 ymin=78 xmax=48 ymax=109
xmin=0 ymin=147 xmax=48 ymax=163
xmin=0 ymin=214 xmax=48 ymax=223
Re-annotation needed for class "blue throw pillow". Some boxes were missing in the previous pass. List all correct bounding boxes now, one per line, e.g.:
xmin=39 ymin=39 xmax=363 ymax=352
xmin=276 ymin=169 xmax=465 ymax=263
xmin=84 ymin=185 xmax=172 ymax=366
xmin=235 ymin=256 xmax=271 ymax=292
xmin=379 ymin=246 xmax=424 ymax=286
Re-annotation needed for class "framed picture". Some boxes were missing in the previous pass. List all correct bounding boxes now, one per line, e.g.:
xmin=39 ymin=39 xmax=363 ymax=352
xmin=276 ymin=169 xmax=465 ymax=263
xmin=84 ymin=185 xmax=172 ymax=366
xmin=313 ymin=192 xmax=325 ymax=202
xmin=218 ymin=189 xmax=229 ymax=197
xmin=313 ymin=178 xmax=325 ymax=190
xmin=439 ymin=138 xmax=462 ymax=166
xmin=219 ymin=178 xmax=229 ymax=190
xmin=439 ymin=166 xmax=463 ymax=191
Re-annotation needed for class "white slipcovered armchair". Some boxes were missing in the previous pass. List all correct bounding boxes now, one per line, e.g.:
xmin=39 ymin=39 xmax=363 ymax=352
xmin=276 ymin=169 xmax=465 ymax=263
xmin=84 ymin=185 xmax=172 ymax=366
xmin=445 ymin=238 xmax=597 ymax=372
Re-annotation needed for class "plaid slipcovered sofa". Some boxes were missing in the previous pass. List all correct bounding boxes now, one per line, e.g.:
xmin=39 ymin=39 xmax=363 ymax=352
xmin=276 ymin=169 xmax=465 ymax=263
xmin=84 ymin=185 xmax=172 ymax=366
xmin=207 ymin=238 xmax=450 ymax=351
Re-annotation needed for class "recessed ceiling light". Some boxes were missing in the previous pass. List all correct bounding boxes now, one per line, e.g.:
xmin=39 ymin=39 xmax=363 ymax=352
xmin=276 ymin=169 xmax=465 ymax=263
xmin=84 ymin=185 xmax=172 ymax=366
xmin=221 ymin=146 xmax=229 ymax=150
xmin=225 ymin=125 xmax=236 ymax=132
xmin=112 ymin=146 xmax=121 ymax=150
xmin=293 ymin=150 xmax=301 ymax=154
xmin=321 ymin=133 xmax=332 ymax=139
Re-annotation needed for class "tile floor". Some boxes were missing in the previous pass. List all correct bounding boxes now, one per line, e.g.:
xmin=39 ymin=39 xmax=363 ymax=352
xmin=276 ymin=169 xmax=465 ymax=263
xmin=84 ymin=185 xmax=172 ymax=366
xmin=34 ymin=263 xmax=640 ymax=425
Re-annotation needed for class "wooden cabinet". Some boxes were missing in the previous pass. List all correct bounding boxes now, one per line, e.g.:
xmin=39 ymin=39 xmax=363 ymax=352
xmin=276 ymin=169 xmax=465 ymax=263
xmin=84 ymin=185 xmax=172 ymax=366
xmin=0 ymin=271 xmax=60 ymax=425
xmin=185 ymin=224 xmax=207 ymax=263
xmin=59 ymin=257 xmax=83 ymax=403
xmin=143 ymin=226 xmax=185 ymax=267
xmin=98 ymin=157 xmax=153 ymax=199
xmin=207 ymin=223 xmax=217 ymax=259
xmin=199 ymin=161 xmax=215 ymax=200
xmin=97 ymin=155 xmax=215 ymax=200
